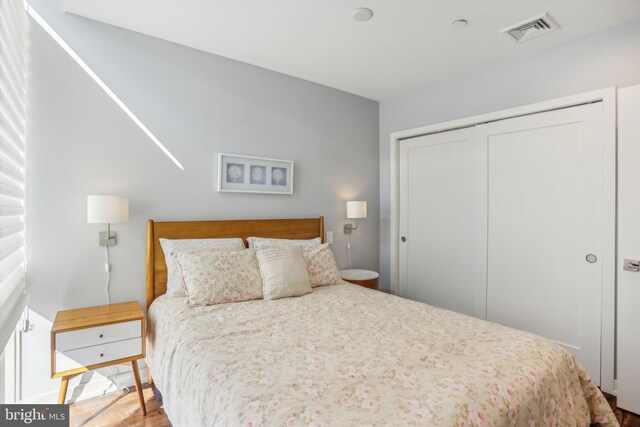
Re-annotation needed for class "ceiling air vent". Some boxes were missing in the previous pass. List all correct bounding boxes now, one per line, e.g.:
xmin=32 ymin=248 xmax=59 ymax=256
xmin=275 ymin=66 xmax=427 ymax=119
xmin=501 ymin=13 xmax=560 ymax=42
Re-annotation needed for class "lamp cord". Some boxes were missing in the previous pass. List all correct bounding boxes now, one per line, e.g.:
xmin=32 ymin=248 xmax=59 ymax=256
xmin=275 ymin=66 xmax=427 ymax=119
xmin=102 ymin=366 xmax=129 ymax=397
xmin=105 ymin=245 xmax=110 ymax=305
xmin=101 ymin=245 xmax=129 ymax=397
xmin=347 ymin=233 xmax=352 ymax=269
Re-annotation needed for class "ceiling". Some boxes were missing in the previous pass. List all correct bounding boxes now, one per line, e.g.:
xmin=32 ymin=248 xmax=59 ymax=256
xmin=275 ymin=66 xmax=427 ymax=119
xmin=63 ymin=0 xmax=640 ymax=101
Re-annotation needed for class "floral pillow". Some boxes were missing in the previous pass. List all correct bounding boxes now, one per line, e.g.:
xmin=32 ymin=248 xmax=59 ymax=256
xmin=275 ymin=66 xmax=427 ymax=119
xmin=302 ymin=243 xmax=341 ymax=287
xmin=160 ymin=238 xmax=245 ymax=297
xmin=176 ymin=249 xmax=263 ymax=307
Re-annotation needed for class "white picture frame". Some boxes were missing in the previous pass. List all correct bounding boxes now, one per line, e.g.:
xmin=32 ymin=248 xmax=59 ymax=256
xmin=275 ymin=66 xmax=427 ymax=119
xmin=217 ymin=153 xmax=294 ymax=195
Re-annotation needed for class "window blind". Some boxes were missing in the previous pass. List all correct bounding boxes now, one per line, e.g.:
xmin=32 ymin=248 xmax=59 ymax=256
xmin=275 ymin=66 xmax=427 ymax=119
xmin=0 ymin=0 xmax=28 ymax=350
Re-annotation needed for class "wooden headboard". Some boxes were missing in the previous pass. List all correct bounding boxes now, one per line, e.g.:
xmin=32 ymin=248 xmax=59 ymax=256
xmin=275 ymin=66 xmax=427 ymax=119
xmin=146 ymin=217 xmax=324 ymax=308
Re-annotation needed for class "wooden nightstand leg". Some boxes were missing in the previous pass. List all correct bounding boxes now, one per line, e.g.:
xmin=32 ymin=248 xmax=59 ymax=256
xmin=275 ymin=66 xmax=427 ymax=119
xmin=131 ymin=360 xmax=147 ymax=415
xmin=58 ymin=376 xmax=69 ymax=404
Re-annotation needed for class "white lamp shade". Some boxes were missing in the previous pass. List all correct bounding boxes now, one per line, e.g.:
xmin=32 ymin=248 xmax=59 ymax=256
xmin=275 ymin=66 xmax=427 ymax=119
xmin=346 ymin=201 xmax=367 ymax=219
xmin=87 ymin=195 xmax=129 ymax=224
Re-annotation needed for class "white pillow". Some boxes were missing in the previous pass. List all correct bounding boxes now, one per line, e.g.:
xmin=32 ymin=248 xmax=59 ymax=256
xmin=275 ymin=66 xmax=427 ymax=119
xmin=255 ymin=246 xmax=312 ymax=300
xmin=177 ymin=249 xmax=263 ymax=307
xmin=302 ymin=243 xmax=341 ymax=287
xmin=247 ymin=236 xmax=321 ymax=249
xmin=160 ymin=238 xmax=245 ymax=297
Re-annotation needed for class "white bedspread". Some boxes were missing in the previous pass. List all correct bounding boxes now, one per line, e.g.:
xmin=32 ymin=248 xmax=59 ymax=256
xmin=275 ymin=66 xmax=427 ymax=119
xmin=147 ymin=283 xmax=617 ymax=427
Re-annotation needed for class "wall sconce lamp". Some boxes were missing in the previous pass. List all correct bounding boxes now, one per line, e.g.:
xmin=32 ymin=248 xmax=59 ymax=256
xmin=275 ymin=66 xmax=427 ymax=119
xmin=87 ymin=195 xmax=129 ymax=246
xmin=344 ymin=201 xmax=367 ymax=268
xmin=344 ymin=201 xmax=367 ymax=234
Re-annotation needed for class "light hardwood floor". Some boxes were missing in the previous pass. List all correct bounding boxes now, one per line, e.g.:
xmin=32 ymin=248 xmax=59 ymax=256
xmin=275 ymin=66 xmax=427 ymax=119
xmin=69 ymin=384 xmax=169 ymax=427
xmin=615 ymin=408 xmax=640 ymax=427
xmin=69 ymin=385 xmax=639 ymax=427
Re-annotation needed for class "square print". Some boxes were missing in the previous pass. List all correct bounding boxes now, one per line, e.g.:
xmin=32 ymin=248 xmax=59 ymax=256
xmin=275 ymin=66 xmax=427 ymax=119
xmin=271 ymin=167 xmax=287 ymax=186
xmin=250 ymin=165 xmax=267 ymax=185
xmin=226 ymin=163 xmax=245 ymax=183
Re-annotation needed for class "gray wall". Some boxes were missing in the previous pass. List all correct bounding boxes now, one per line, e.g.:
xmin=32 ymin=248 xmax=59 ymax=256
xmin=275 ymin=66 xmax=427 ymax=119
xmin=24 ymin=0 xmax=379 ymax=400
xmin=379 ymin=19 xmax=640 ymax=291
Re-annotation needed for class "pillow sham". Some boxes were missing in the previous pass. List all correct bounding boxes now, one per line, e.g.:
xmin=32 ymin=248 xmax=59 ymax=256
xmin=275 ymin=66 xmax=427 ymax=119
xmin=255 ymin=246 xmax=312 ymax=300
xmin=302 ymin=243 xmax=341 ymax=287
xmin=247 ymin=236 xmax=321 ymax=249
xmin=176 ymin=249 xmax=262 ymax=307
xmin=160 ymin=238 xmax=245 ymax=297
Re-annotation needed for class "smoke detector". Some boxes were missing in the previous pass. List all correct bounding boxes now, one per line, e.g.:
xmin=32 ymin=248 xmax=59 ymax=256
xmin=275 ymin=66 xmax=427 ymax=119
xmin=501 ymin=13 xmax=560 ymax=42
xmin=352 ymin=8 xmax=374 ymax=22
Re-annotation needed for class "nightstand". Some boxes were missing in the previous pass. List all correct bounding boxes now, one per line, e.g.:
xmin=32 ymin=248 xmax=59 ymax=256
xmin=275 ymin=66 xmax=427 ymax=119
xmin=340 ymin=269 xmax=379 ymax=289
xmin=51 ymin=301 xmax=147 ymax=414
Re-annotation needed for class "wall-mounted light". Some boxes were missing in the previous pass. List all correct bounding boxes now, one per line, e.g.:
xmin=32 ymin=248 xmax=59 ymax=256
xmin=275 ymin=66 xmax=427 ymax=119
xmin=344 ymin=201 xmax=367 ymax=268
xmin=87 ymin=195 xmax=129 ymax=246
xmin=344 ymin=201 xmax=367 ymax=234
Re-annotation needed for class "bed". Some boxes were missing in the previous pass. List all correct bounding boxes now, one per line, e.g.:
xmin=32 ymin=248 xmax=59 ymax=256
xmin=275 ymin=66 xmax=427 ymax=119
xmin=145 ymin=217 xmax=617 ymax=427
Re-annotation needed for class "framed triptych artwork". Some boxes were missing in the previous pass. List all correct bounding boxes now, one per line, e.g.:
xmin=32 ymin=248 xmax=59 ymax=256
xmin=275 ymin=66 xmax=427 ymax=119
xmin=217 ymin=153 xmax=294 ymax=195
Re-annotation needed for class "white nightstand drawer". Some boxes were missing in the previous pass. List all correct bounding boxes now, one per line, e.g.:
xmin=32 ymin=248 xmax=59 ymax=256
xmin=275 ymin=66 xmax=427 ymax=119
xmin=56 ymin=320 xmax=141 ymax=352
xmin=55 ymin=337 xmax=142 ymax=374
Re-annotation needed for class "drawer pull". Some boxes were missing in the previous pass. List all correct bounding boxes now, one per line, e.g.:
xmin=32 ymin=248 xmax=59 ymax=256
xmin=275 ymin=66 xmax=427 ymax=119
xmin=99 ymin=334 xmax=103 ymax=338
xmin=100 ymin=353 xmax=104 ymax=357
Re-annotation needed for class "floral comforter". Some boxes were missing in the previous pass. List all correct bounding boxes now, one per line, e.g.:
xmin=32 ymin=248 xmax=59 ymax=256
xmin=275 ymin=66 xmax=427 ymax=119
xmin=147 ymin=282 xmax=617 ymax=427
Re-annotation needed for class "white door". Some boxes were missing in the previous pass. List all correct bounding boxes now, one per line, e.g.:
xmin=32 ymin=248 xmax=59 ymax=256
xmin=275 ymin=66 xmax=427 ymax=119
xmin=399 ymin=128 xmax=487 ymax=318
xmin=480 ymin=102 xmax=604 ymax=383
xmin=614 ymin=85 xmax=640 ymax=412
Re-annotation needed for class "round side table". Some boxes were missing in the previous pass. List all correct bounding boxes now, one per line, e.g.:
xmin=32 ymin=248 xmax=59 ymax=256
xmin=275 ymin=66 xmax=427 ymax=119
xmin=340 ymin=269 xmax=379 ymax=289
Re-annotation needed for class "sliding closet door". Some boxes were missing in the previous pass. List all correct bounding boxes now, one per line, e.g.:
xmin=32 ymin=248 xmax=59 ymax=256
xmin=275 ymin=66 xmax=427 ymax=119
xmin=398 ymin=128 xmax=486 ymax=318
xmin=481 ymin=102 xmax=604 ymax=382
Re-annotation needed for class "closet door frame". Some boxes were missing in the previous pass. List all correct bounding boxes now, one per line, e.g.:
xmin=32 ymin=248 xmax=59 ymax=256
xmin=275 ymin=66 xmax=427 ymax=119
xmin=388 ymin=87 xmax=617 ymax=394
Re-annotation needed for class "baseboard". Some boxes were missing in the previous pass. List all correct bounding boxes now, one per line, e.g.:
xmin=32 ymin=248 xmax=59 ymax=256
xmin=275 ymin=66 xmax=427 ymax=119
xmin=19 ymin=366 xmax=148 ymax=405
